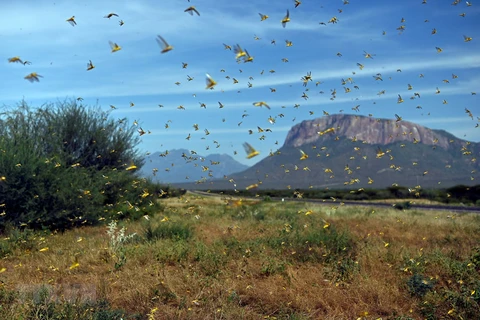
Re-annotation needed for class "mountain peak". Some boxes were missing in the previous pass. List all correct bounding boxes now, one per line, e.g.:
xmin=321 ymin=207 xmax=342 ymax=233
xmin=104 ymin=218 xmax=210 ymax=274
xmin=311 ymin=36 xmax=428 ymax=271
xmin=283 ymin=114 xmax=464 ymax=150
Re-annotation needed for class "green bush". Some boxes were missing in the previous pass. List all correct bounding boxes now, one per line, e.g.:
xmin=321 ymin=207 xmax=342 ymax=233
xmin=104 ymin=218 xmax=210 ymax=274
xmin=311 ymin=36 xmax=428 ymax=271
xmin=0 ymin=100 xmax=164 ymax=232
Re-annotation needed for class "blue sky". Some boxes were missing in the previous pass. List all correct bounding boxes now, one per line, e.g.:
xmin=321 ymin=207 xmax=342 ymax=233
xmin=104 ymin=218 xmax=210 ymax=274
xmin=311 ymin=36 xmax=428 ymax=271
xmin=1 ymin=0 xmax=479 ymax=166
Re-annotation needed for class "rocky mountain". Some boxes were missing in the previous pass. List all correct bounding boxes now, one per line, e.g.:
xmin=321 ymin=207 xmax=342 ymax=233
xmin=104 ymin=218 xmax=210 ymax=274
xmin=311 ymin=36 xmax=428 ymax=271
xmin=140 ymin=149 xmax=248 ymax=184
xmin=174 ymin=114 xmax=479 ymax=190
xmin=284 ymin=114 xmax=462 ymax=150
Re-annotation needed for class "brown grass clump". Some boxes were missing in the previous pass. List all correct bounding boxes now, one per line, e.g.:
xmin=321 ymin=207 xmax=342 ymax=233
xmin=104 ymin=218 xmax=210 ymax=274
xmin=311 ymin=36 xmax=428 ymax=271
xmin=1 ymin=193 xmax=479 ymax=319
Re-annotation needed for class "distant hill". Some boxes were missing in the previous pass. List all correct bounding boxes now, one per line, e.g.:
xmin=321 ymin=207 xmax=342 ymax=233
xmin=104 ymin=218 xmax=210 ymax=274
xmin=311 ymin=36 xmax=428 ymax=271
xmin=140 ymin=149 xmax=248 ymax=183
xmin=173 ymin=114 xmax=479 ymax=190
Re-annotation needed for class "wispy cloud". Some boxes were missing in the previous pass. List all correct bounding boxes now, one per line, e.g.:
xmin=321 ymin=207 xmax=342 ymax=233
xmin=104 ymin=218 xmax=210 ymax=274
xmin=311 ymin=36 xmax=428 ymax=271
xmin=3 ymin=51 xmax=477 ymax=102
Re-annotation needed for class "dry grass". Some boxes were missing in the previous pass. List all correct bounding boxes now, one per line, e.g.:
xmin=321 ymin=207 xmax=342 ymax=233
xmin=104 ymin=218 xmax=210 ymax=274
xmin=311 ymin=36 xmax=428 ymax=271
xmin=1 ymin=194 xmax=479 ymax=319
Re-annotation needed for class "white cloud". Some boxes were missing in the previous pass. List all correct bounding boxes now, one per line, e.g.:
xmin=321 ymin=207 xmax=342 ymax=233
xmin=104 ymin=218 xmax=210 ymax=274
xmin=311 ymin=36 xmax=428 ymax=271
xmin=3 ymin=50 xmax=477 ymax=103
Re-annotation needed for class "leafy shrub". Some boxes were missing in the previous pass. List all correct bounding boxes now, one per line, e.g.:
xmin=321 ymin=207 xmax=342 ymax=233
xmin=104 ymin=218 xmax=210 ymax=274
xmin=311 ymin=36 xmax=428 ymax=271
xmin=0 ymin=100 xmax=165 ymax=232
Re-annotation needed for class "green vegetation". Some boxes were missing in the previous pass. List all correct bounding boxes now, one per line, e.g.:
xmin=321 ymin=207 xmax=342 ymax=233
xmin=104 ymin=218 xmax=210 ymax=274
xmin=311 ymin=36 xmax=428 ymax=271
xmin=0 ymin=100 xmax=180 ymax=232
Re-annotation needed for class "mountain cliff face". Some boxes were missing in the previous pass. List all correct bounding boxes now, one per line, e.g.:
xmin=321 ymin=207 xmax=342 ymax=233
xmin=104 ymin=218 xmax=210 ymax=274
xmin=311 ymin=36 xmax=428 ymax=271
xmin=283 ymin=114 xmax=463 ymax=150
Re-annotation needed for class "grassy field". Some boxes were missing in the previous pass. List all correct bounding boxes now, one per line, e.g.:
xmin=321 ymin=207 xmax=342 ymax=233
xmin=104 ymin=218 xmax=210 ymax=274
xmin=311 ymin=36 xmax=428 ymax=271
xmin=1 ymin=194 xmax=479 ymax=319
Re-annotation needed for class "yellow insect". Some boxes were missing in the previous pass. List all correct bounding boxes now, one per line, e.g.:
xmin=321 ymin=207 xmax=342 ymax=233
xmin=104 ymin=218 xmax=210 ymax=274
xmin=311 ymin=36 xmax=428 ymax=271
xmin=156 ymin=35 xmax=173 ymax=53
xmin=8 ymin=56 xmax=23 ymax=64
xmin=397 ymin=94 xmax=404 ymax=103
xmin=109 ymin=41 xmax=121 ymax=52
xmin=24 ymin=72 xmax=43 ymax=82
xmin=243 ymin=142 xmax=260 ymax=159
xmin=244 ymin=49 xmax=254 ymax=62
xmin=363 ymin=50 xmax=375 ymax=59
xmin=318 ymin=128 xmax=335 ymax=135
xmin=86 ymin=60 xmax=95 ymax=71
xmin=246 ymin=183 xmax=259 ymax=190
xmin=376 ymin=147 xmax=385 ymax=158
xmin=464 ymin=35 xmax=472 ymax=42
xmin=234 ymin=44 xmax=246 ymax=60
xmin=223 ymin=43 xmax=232 ymax=50
xmin=253 ymin=101 xmax=270 ymax=109
xmin=205 ymin=73 xmax=217 ymax=89
xmin=125 ymin=164 xmax=137 ymax=171
xmin=66 ymin=16 xmax=76 ymax=26
xmin=259 ymin=13 xmax=269 ymax=21
xmin=69 ymin=262 xmax=80 ymax=270
xmin=322 ymin=219 xmax=330 ymax=228
xmin=184 ymin=6 xmax=200 ymax=16
xmin=141 ymin=189 xmax=150 ymax=198
xmin=299 ymin=149 xmax=309 ymax=160
xmin=328 ymin=16 xmax=338 ymax=24
xmin=281 ymin=9 xmax=290 ymax=28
